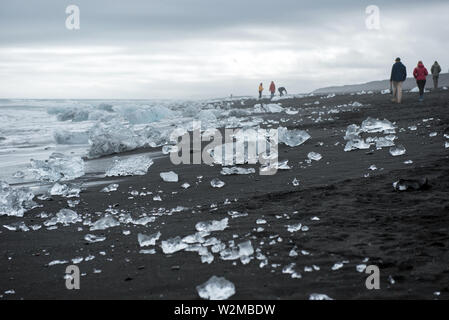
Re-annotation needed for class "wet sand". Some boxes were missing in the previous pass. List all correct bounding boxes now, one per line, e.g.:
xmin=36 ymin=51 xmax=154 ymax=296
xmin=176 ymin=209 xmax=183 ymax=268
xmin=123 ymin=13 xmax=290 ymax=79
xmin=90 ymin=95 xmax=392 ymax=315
xmin=1 ymin=89 xmax=449 ymax=300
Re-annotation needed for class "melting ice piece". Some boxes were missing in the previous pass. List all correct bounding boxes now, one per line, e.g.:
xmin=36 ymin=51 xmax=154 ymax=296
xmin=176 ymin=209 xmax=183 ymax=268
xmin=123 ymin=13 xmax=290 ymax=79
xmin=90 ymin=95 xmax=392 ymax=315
xmin=0 ymin=181 xmax=37 ymax=217
xmin=356 ymin=264 xmax=367 ymax=272
xmin=29 ymin=153 xmax=85 ymax=182
xmin=344 ymin=124 xmax=361 ymax=141
xmin=50 ymin=183 xmax=81 ymax=198
xmin=238 ymin=240 xmax=254 ymax=257
xmin=344 ymin=139 xmax=371 ymax=152
xmin=138 ymin=232 xmax=161 ymax=247
xmin=389 ymin=145 xmax=406 ymax=156
xmin=160 ymin=236 xmax=188 ymax=254
xmin=309 ymin=293 xmax=333 ymax=300
xmin=361 ymin=117 xmax=396 ymax=134
xmin=287 ymin=223 xmax=302 ymax=233
xmin=106 ymin=156 xmax=153 ymax=177
xmin=181 ymin=182 xmax=191 ymax=189
xmin=3 ymin=221 xmax=29 ymax=232
xmin=84 ymin=234 xmax=106 ymax=243
xmin=278 ymin=127 xmax=311 ymax=147
xmin=56 ymin=209 xmax=80 ymax=225
xmin=100 ymin=183 xmax=119 ymax=192
xmin=210 ymin=178 xmax=225 ymax=188
xmin=375 ymin=137 xmax=395 ymax=149
xmin=393 ymin=178 xmax=428 ymax=191
xmin=307 ymin=152 xmax=322 ymax=161
xmin=331 ymin=262 xmax=344 ymax=270
xmin=160 ymin=171 xmax=179 ymax=182
xmin=220 ymin=167 xmax=255 ymax=175
xmin=196 ymin=218 xmax=229 ymax=232
xmin=48 ymin=260 xmax=69 ymax=266
xmin=292 ymin=178 xmax=300 ymax=186
xmin=196 ymin=276 xmax=236 ymax=300
xmin=90 ymin=216 xmax=120 ymax=231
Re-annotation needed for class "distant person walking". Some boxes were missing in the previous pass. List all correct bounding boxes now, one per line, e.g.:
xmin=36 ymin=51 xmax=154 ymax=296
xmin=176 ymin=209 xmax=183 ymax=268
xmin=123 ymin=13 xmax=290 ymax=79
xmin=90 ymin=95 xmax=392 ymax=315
xmin=413 ymin=61 xmax=429 ymax=102
xmin=269 ymin=81 xmax=276 ymax=99
xmin=278 ymin=87 xmax=287 ymax=96
xmin=431 ymin=61 xmax=442 ymax=89
xmin=258 ymin=83 xmax=264 ymax=99
xmin=390 ymin=57 xmax=407 ymax=104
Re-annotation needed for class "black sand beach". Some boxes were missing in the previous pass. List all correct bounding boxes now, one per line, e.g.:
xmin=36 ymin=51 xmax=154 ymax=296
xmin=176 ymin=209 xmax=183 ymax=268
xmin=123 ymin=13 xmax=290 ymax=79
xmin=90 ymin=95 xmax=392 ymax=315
xmin=1 ymin=90 xmax=449 ymax=300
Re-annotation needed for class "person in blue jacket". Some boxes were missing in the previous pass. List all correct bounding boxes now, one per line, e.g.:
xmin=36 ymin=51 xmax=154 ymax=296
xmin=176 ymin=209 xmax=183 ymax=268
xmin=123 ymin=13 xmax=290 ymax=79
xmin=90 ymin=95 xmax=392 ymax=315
xmin=390 ymin=57 xmax=407 ymax=104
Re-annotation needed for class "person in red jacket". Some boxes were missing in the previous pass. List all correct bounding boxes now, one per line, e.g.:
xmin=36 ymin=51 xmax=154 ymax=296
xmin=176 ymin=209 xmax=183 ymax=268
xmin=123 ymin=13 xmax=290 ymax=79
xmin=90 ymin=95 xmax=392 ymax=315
xmin=269 ymin=81 xmax=276 ymax=99
xmin=413 ymin=61 xmax=429 ymax=102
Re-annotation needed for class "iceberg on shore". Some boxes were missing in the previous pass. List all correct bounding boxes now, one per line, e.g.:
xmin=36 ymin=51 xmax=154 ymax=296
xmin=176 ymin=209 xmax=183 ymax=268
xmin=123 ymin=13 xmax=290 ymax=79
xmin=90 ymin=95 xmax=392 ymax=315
xmin=0 ymin=181 xmax=37 ymax=217
xmin=29 ymin=153 xmax=85 ymax=182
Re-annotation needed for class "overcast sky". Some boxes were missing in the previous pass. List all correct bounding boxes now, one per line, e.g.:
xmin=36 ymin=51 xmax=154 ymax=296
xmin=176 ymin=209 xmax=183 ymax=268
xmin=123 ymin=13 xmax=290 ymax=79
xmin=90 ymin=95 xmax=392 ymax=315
xmin=1 ymin=0 xmax=448 ymax=99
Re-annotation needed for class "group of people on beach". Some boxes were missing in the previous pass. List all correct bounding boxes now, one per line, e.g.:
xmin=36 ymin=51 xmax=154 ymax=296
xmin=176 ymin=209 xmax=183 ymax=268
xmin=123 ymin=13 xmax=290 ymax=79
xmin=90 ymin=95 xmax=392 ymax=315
xmin=390 ymin=58 xmax=442 ymax=103
xmin=258 ymin=81 xmax=287 ymax=99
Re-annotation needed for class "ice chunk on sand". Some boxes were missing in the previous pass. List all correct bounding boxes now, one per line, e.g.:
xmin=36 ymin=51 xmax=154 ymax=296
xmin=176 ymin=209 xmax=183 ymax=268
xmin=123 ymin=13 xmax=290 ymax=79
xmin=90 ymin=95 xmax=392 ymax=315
xmin=3 ymin=221 xmax=29 ymax=232
xmin=87 ymin=120 xmax=142 ymax=158
xmin=344 ymin=124 xmax=361 ymax=141
xmin=160 ymin=236 xmax=188 ymax=254
xmin=278 ymin=127 xmax=311 ymax=147
xmin=292 ymin=178 xmax=300 ymax=186
xmin=210 ymin=178 xmax=225 ymax=188
xmin=90 ymin=216 xmax=120 ymax=231
xmin=393 ymin=178 xmax=428 ymax=191
xmin=106 ymin=156 xmax=153 ymax=177
xmin=196 ymin=218 xmax=229 ymax=232
xmin=56 ymin=209 xmax=80 ymax=225
xmin=254 ymin=103 xmax=284 ymax=113
xmin=0 ymin=181 xmax=37 ymax=217
xmin=361 ymin=117 xmax=396 ymax=133
xmin=287 ymin=223 xmax=302 ymax=232
xmin=100 ymin=183 xmax=119 ymax=192
xmin=29 ymin=153 xmax=85 ymax=182
xmin=344 ymin=139 xmax=371 ymax=152
xmin=220 ymin=167 xmax=255 ymax=175
xmin=238 ymin=240 xmax=254 ymax=257
xmin=50 ymin=183 xmax=81 ymax=198
xmin=196 ymin=276 xmax=235 ymax=300
xmin=181 ymin=182 xmax=190 ymax=189
xmin=307 ymin=152 xmax=322 ymax=161
xmin=138 ymin=232 xmax=161 ymax=247
xmin=160 ymin=171 xmax=179 ymax=182
xmin=84 ymin=234 xmax=106 ymax=243
xmin=309 ymin=293 xmax=333 ymax=300
xmin=375 ymin=137 xmax=395 ymax=149
xmin=389 ymin=145 xmax=406 ymax=156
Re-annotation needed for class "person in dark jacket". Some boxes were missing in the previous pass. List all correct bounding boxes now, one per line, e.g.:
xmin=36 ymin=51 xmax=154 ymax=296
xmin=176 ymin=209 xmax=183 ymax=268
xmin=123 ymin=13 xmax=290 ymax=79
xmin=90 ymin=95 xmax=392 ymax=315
xmin=390 ymin=57 xmax=407 ymax=104
xmin=278 ymin=87 xmax=287 ymax=96
xmin=413 ymin=61 xmax=429 ymax=102
xmin=431 ymin=61 xmax=442 ymax=89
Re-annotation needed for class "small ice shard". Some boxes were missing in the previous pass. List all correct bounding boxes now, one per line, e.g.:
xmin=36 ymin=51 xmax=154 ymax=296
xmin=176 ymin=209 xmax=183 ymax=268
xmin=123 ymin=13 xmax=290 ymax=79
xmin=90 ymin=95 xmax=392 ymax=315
xmin=287 ymin=223 xmax=302 ymax=232
xmin=309 ymin=293 xmax=333 ymax=300
xmin=408 ymin=125 xmax=417 ymax=131
xmin=181 ymin=182 xmax=190 ymax=189
xmin=0 ymin=181 xmax=37 ymax=217
xmin=331 ymin=262 xmax=344 ymax=270
xmin=289 ymin=247 xmax=298 ymax=257
xmin=160 ymin=236 xmax=188 ymax=254
xmin=105 ymin=156 xmax=153 ymax=177
xmin=388 ymin=275 xmax=395 ymax=285
xmin=29 ymin=152 xmax=85 ymax=182
xmin=356 ymin=264 xmax=367 ymax=272
xmin=196 ymin=218 xmax=229 ymax=232
xmin=72 ymin=257 xmax=84 ymax=264
xmin=210 ymin=178 xmax=225 ymax=188
xmin=445 ymin=141 xmax=449 ymax=149
xmin=220 ymin=167 xmax=255 ymax=175
xmin=256 ymin=219 xmax=267 ymax=225
xmin=278 ymin=127 xmax=311 ymax=147
xmin=282 ymin=263 xmax=296 ymax=274
xmin=56 ymin=209 xmax=80 ymax=225
xmin=238 ymin=240 xmax=254 ymax=257
xmin=292 ymin=178 xmax=300 ymax=186
xmin=369 ymin=165 xmax=377 ymax=171
xmin=3 ymin=221 xmax=29 ymax=232
xmin=139 ymin=249 xmax=156 ymax=254
xmin=100 ymin=183 xmax=119 ymax=192
xmin=84 ymin=234 xmax=106 ymax=243
xmin=137 ymin=232 xmax=161 ymax=247
xmin=404 ymin=160 xmax=413 ymax=164
xmin=307 ymin=152 xmax=322 ymax=161
xmin=196 ymin=276 xmax=236 ymax=300
xmin=227 ymin=211 xmax=248 ymax=219
xmin=67 ymin=199 xmax=79 ymax=208
xmin=50 ymin=183 xmax=81 ymax=198
xmin=389 ymin=145 xmax=406 ymax=156
xmin=429 ymin=132 xmax=437 ymax=137
xmin=393 ymin=178 xmax=428 ymax=191
xmin=90 ymin=216 xmax=120 ymax=231
xmin=48 ymin=260 xmax=69 ymax=266
xmin=160 ymin=171 xmax=179 ymax=182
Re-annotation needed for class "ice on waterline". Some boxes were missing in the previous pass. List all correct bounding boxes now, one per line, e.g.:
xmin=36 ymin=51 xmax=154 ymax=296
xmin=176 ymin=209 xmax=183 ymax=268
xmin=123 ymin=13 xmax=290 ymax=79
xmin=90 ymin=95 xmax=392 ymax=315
xmin=29 ymin=153 xmax=85 ymax=182
xmin=53 ymin=130 xmax=89 ymax=145
xmin=106 ymin=156 xmax=153 ymax=177
xmin=0 ymin=181 xmax=37 ymax=217
xmin=196 ymin=218 xmax=229 ymax=232
xmin=160 ymin=171 xmax=179 ymax=182
xmin=138 ymin=232 xmax=161 ymax=247
xmin=196 ymin=276 xmax=236 ymax=300
xmin=278 ymin=127 xmax=311 ymax=147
